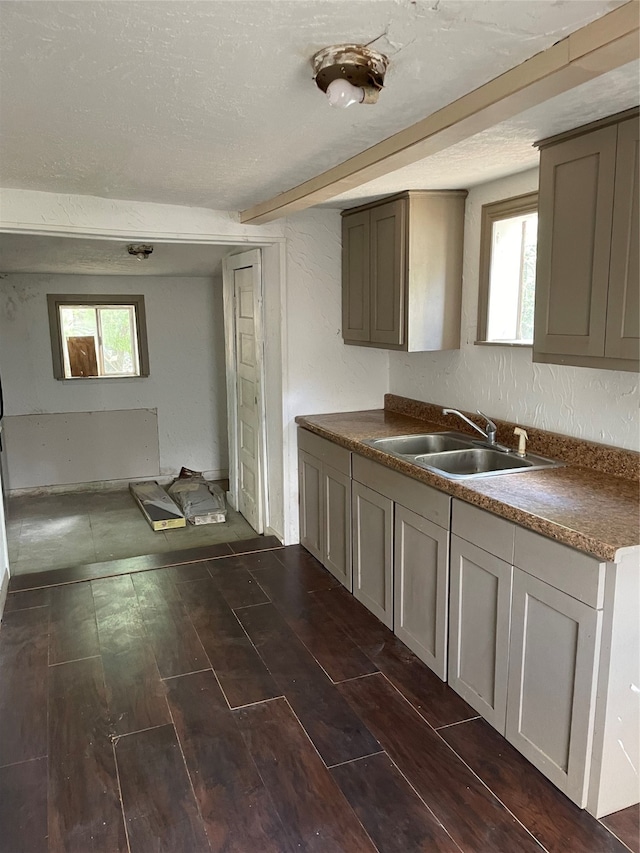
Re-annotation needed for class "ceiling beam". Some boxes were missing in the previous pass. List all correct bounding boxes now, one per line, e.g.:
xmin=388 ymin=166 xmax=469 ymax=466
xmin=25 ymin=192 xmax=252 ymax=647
xmin=241 ymin=1 xmax=639 ymax=224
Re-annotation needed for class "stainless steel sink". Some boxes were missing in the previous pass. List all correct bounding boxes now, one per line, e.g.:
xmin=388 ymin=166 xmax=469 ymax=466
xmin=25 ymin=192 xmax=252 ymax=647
xmin=364 ymin=432 xmax=474 ymax=455
xmin=416 ymin=448 xmax=533 ymax=477
xmin=363 ymin=432 xmax=564 ymax=479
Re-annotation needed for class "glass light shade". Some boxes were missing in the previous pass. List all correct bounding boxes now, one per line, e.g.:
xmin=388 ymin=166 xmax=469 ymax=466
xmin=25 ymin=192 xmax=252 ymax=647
xmin=326 ymin=78 xmax=364 ymax=108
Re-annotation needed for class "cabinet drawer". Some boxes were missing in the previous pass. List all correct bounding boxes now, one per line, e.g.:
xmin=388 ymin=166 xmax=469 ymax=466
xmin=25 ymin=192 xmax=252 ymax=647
xmin=352 ymin=454 xmax=450 ymax=529
xmin=514 ymin=527 xmax=606 ymax=609
xmin=452 ymin=500 xmax=515 ymax=563
xmin=298 ymin=428 xmax=351 ymax=476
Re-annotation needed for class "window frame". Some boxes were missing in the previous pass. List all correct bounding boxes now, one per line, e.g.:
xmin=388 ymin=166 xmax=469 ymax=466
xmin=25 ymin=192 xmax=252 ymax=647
xmin=476 ymin=191 xmax=539 ymax=347
xmin=47 ymin=293 xmax=150 ymax=380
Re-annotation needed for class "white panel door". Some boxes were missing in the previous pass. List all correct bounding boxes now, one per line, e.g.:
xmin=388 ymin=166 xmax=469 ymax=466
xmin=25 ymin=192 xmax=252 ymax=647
xmin=223 ymin=250 xmax=266 ymax=535
xmin=234 ymin=265 xmax=262 ymax=531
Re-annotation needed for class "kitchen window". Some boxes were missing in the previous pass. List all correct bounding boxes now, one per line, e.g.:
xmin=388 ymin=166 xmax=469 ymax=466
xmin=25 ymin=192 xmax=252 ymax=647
xmin=47 ymin=294 xmax=150 ymax=379
xmin=476 ymin=192 xmax=538 ymax=346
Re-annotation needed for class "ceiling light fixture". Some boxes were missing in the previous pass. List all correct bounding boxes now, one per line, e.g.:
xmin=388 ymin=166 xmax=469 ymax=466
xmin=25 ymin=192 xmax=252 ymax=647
xmin=127 ymin=244 xmax=154 ymax=261
xmin=311 ymin=43 xmax=389 ymax=109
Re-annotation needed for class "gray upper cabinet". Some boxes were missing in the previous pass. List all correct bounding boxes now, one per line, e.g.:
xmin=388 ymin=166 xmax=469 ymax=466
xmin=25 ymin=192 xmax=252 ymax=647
xmin=534 ymin=108 xmax=639 ymax=372
xmin=606 ymin=117 xmax=640 ymax=361
xmin=342 ymin=210 xmax=370 ymax=343
xmin=370 ymin=200 xmax=406 ymax=346
xmin=342 ymin=190 xmax=467 ymax=352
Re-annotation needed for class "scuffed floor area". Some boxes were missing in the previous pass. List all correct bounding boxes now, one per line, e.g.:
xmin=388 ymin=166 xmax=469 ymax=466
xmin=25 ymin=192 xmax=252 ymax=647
xmin=6 ymin=485 xmax=255 ymax=575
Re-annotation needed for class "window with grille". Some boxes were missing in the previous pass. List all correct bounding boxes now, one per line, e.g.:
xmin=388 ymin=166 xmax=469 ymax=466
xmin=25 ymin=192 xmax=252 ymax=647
xmin=47 ymin=294 xmax=149 ymax=379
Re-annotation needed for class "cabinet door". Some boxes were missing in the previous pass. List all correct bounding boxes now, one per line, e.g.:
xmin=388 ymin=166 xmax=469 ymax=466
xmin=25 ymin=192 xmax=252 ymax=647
xmin=370 ymin=199 xmax=406 ymax=347
xmin=298 ymin=450 xmax=323 ymax=563
xmin=352 ymin=480 xmax=393 ymax=628
xmin=606 ymin=118 xmax=640 ymax=362
xmin=448 ymin=535 xmax=513 ymax=733
xmin=323 ymin=464 xmax=352 ymax=591
xmin=394 ymin=505 xmax=449 ymax=680
xmin=342 ymin=210 xmax=370 ymax=343
xmin=506 ymin=568 xmax=601 ymax=807
xmin=535 ymin=125 xmax=617 ymax=358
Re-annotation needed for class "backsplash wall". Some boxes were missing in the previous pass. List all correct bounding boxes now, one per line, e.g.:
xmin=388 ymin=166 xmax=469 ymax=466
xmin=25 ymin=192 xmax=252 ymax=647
xmin=389 ymin=168 xmax=639 ymax=451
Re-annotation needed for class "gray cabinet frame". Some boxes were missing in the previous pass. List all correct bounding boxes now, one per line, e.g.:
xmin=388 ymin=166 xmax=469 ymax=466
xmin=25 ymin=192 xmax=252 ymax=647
xmin=298 ymin=429 xmax=352 ymax=590
xmin=394 ymin=505 xmax=449 ymax=681
xmin=506 ymin=568 xmax=602 ymax=807
xmin=298 ymin=449 xmax=323 ymax=563
xmin=448 ymin=534 xmax=513 ymax=733
xmin=341 ymin=191 xmax=466 ymax=352
xmin=606 ymin=117 xmax=640 ymax=361
xmin=534 ymin=108 xmax=639 ymax=371
xmin=351 ymin=479 xmax=394 ymax=628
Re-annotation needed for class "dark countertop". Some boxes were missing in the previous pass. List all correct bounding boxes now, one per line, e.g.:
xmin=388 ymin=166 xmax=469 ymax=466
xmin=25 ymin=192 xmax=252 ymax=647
xmin=295 ymin=409 xmax=640 ymax=563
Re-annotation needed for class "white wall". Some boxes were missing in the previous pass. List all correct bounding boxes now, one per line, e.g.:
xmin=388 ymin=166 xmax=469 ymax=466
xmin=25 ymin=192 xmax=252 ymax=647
xmin=389 ymin=169 xmax=640 ymax=450
xmin=281 ymin=208 xmax=389 ymax=542
xmin=0 ymin=273 xmax=228 ymax=486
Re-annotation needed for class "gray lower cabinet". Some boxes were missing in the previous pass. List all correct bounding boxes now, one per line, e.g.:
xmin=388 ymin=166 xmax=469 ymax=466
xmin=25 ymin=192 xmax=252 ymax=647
xmin=323 ymin=465 xmax=351 ymax=589
xmin=448 ymin=534 xmax=512 ymax=733
xmin=298 ymin=428 xmax=352 ymax=590
xmin=450 ymin=499 xmax=639 ymax=816
xmin=505 ymin=568 xmax=601 ymax=807
xmin=351 ymin=480 xmax=394 ymax=628
xmin=298 ymin=449 xmax=323 ymax=562
xmin=394 ymin=505 xmax=449 ymax=680
xmin=297 ymin=433 xmax=639 ymax=816
xmin=351 ymin=454 xmax=451 ymax=668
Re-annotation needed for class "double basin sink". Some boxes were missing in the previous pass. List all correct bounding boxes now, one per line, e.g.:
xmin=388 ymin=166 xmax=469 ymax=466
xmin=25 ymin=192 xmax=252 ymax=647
xmin=362 ymin=432 xmax=564 ymax=480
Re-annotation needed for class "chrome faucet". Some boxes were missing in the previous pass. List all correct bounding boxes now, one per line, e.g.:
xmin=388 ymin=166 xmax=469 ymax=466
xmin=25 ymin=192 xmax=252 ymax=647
xmin=442 ymin=408 xmax=500 ymax=446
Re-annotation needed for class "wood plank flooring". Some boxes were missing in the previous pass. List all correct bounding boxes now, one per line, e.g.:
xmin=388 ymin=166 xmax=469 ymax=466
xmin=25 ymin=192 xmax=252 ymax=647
xmin=0 ymin=542 xmax=637 ymax=853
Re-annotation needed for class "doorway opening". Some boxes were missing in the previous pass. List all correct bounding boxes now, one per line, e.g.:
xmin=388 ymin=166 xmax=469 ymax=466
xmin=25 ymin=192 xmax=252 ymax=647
xmin=0 ymin=234 xmax=281 ymax=580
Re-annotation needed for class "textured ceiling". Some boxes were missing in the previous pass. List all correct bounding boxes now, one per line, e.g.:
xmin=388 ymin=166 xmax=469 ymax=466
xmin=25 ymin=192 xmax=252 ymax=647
xmin=0 ymin=236 xmax=234 ymax=277
xmin=0 ymin=0 xmax=628 ymax=212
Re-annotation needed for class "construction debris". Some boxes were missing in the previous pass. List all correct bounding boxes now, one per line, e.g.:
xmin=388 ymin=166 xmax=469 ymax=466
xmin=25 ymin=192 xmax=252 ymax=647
xmin=168 ymin=468 xmax=227 ymax=525
xmin=129 ymin=481 xmax=186 ymax=531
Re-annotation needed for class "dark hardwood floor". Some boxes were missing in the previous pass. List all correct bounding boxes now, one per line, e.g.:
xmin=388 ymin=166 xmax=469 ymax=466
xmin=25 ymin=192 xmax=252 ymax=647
xmin=0 ymin=539 xmax=637 ymax=853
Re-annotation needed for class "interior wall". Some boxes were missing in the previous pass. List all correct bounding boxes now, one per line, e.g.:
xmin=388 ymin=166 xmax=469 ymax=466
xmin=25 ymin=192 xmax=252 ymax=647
xmin=389 ymin=168 xmax=639 ymax=450
xmin=0 ymin=272 xmax=228 ymax=488
xmin=282 ymin=208 xmax=389 ymax=543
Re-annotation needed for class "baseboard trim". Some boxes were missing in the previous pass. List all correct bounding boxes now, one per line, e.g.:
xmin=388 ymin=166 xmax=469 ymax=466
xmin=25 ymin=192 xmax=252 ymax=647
xmin=8 ymin=470 xmax=230 ymax=499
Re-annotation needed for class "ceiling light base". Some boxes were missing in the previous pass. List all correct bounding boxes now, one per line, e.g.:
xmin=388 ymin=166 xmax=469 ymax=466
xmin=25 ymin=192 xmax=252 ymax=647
xmin=311 ymin=44 xmax=389 ymax=105
xmin=127 ymin=244 xmax=154 ymax=260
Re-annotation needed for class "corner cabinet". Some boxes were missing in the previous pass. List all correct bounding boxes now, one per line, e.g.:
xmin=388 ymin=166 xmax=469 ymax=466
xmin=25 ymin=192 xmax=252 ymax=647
xmin=341 ymin=190 xmax=467 ymax=352
xmin=449 ymin=500 xmax=638 ymax=817
xmin=298 ymin=428 xmax=352 ymax=590
xmin=534 ymin=108 xmax=639 ymax=372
